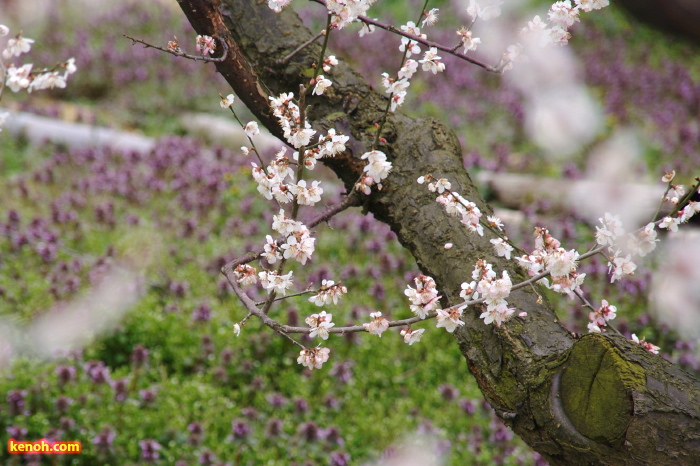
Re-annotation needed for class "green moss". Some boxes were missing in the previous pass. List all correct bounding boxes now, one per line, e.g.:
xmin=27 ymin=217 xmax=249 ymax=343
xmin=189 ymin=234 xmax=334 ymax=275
xmin=560 ymin=334 xmax=645 ymax=446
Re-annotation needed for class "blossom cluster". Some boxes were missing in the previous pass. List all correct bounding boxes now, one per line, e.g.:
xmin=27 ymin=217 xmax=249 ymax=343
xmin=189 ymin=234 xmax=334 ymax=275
xmin=271 ymin=211 xmax=316 ymax=265
xmin=404 ymin=274 xmax=441 ymax=319
xmin=308 ymin=280 xmax=348 ymax=306
xmin=377 ymin=19 xmax=446 ymax=114
xmin=1 ymin=25 xmax=77 ymax=131
xmin=586 ymin=299 xmax=616 ymax=333
xmin=594 ymin=213 xmax=639 ymax=284
xmin=436 ymin=306 xmax=466 ymax=333
xmin=227 ymin=81 xmax=392 ymax=369
xmin=270 ymin=92 xmax=315 ymax=149
xmin=592 ymin=176 xmax=700 ymax=293
xmin=326 ymin=0 xmax=377 ymax=29
xmin=306 ymin=311 xmax=335 ymax=340
xmin=521 ymin=1 xmax=608 ymax=48
xmin=259 ymin=270 xmax=294 ymax=295
xmin=354 ymin=150 xmax=392 ymax=194
xmin=297 ymin=347 xmax=331 ymax=370
xmin=656 ymin=172 xmax=700 ymax=232
xmin=363 ymin=311 xmax=389 ymax=336
xmin=432 ymin=189 xmax=484 ymax=237
xmin=416 ymin=176 xmax=504 ymax=242
xmin=517 ymin=227 xmax=585 ymax=298
xmin=195 ymin=35 xmax=216 ymax=55
xmin=631 ymin=334 xmax=660 ymax=355
xmin=400 ymin=328 xmax=425 ymax=345
xmin=471 ymin=260 xmax=514 ymax=327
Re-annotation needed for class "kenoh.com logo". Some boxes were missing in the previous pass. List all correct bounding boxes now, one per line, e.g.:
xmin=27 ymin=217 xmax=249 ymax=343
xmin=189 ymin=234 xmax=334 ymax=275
xmin=8 ymin=438 xmax=82 ymax=455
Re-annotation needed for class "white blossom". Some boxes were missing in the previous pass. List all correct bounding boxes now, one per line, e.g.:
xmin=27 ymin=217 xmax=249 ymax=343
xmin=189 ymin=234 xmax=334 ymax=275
xmin=272 ymin=209 xmax=303 ymax=235
xmin=5 ymin=64 xmax=33 ymax=93
xmin=322 ymin=55 xmax=338 ymax=72
xmin=3 ymin=35 xmax=34 ymax=59
xmin=28 ymin=72 xmax=66 ymax=92
xmin=258 ymin=270 xmax=294 ymax=295
xmin=297 ymin=347 xmax=330 ymax=369
xmin=401 ymin=328 xmax=425 ymax=345
xmin=405 ymin=275 xmax=441 ymax=319
xmin=281 ymin=228 xmax=316 ymax=265
xmin=317 ymin=129 xmax=349 ymax=158
xmin=325 ymin=0 xmax=375 ymax=29
xmin=399 ymin=21 xmax=424 ymax=57
xmin=460 ymin=281 xmax=479 ymax=301
xmin=312 ymin=75 xmax=332 ymax=96
xmin=595 ymin=213 xmax=625 ymax=247
xmin=631 ymin=334 xmax=660 ymax=354
xmin=589 ymin=299 xmax=617 ymax=327
xmin=361 ymin=150 xmax=392 ymax=183
xmin=308 ymin=280 xmax=348 ymax=306
xmin=263 ymin=235 xmax=282 ymax=264
xmin=436 ymin=307 xmax=465 ymax=333
xmin=545 ymin=249 xmax=579 ymax=278
xmin=306 ymin=311 xmax=335 ymax=340
xmin=244 ymin=121 xmax=259 ymax=138
xmin=422 ymin=9 xmax=439 ymax=27
xmin=467 ymin=0 xmax=503 ymax=21
xmin=548 ymin=1 xmax=579 ymax=28
xmin=608 ymin=252 xmax=636 ymax=283
xmin=490 ymin=238 xmax=514 ymax=260
xmin=574 ymin=0 xmax=609 ymax=13
xmin=419 ymin=47 xmax=446 ymax=74
xmin=457 ymin=28 xmax=481 ymax=53
xmin=220 ymin=94 xmax=235 ymax=108
xmin=233 ymin=264 xmax=257 ymax=286
xmin=195 ymin=35 xmax=216 ymax=55
xmin=659 ymin=216 xmax=680 ymax=232
xmin=268 ymin=0 xmax=292 ymax=13
xmin=398 ymin=59 xmax=418 ymax=80
xmin=289 ymin=180 xmax=323 ymax=206
xmin=628 ymin=223 xmax=658 ymax=257
xmin=480 ymin=302 xmax=515 ymax=327
xmin=364 ymin=311 xmax=389 ymax=337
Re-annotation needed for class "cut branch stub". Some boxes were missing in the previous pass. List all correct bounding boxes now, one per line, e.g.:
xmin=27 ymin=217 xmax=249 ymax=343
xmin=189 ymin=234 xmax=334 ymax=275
xmin=559 ymin=334 xmax=642 ymax=447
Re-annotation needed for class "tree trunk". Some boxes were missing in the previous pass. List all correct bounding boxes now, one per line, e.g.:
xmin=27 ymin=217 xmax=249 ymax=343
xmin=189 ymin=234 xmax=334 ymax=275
xmin=176 ymin=1 xmax=700 ymax=463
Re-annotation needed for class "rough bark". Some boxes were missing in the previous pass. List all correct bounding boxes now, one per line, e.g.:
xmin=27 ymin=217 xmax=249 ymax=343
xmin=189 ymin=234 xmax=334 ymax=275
xmin=176 ymin=1 xmax=700 ymax=463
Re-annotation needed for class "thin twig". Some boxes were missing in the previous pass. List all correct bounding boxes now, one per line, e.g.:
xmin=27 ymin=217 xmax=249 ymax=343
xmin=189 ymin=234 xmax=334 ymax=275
xmin=123 ymin=34 xmax=228 ymax=63
xmin=310 ymin=0 xmax=500 ymax=73
xmin=277 ymin=31 xmax=325 ymax=65
xmin=226 ymin=276 xmax=305 ymax=348
xmin=254 ymin=288 xmax=315 ymax=306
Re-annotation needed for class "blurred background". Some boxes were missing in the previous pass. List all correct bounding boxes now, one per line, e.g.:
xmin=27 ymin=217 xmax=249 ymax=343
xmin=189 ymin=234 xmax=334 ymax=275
xmin=1 ymin=0 xmax=699 ymax=464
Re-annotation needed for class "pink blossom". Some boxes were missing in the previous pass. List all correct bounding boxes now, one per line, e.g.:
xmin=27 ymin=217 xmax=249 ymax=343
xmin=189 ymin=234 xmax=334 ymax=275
xmin=195 ymin=35 xmax=216 ymax=55
xmin=297 ymin=347 xmax=331 ymax=369
xmin=363 ymin=311 xmax=389 ymax=337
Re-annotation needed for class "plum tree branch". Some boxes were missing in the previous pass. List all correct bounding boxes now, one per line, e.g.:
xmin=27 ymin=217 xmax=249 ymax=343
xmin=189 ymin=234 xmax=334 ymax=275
xmin=309 ymin=0 xmax=503 ymax=72
xmin=176 ymin=1 xmax=700 ymax=464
